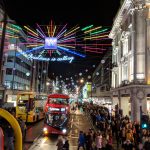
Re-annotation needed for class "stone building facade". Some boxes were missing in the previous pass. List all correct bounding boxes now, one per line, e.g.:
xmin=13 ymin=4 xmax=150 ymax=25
xmin=109 ymin=0 xmax=150 ymax=121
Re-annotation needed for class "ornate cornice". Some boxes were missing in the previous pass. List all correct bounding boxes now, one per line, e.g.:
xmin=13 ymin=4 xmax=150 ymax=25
xmin=109 ymin=0 xmax=150 ymax=39
xmin=109 ymin=0 xmax=133 ymax=39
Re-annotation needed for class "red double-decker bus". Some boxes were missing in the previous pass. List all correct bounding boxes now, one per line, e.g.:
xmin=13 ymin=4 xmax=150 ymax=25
xmin=43 ymin=94 xmax=70 ymax=135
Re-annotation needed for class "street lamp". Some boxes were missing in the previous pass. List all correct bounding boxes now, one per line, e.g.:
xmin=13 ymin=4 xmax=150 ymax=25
xmin=80 ymin=79 xmax=84 ymax=83
xmin=26 ymin=72 xmax=30 ymax=77
xmin=46 ymin=82 xmax=50 ymax=86
xmin=79 ymin=73 xmax=82 ymax=76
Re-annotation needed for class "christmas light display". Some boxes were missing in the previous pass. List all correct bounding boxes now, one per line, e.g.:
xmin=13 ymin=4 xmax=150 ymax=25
xmin=0 ymin=21 xmax=112 ymax=63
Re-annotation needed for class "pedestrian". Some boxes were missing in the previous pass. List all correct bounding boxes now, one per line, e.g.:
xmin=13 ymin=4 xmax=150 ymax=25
xmin=143 ymin=137 xmax=150 ymax=150
xmin=17 ymin=117 xmax=27 ymax=141
xmin=86 ymin=131 xmax=93 ymax=150
xmin=78 ymin=131 xmax=86 ymax=150
xmin=7 ymin=125 xmax=14 ymax=150
xmin=63 ymin=138 xmax=69 ymax=150
xmin=123 ymin=140 xmax=134 ymax=150
xmin=96 ymin=132 xmax=103 ymax=150
xmin=56 ymin=137 xmax=64 ymax=150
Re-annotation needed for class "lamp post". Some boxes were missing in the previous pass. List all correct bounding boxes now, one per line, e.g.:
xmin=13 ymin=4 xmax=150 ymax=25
xmin=80 ymin=78 xmax=84 ymax=83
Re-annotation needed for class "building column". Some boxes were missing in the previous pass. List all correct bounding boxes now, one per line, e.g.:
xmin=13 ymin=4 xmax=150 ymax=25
xmin=130 ymin=87 xmax=146 ymax=122
xmin=131 ymin=9 xmax=136 ymax=81
xmin=146 ymin=5 xmax=150 ymax=84
xmin=135 ymin=8 xmax=146 ymax=81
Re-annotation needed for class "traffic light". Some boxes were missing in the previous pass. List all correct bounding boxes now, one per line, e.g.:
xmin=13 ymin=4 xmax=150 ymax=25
xmin=141 ymin=115 xmax=149 ymax=129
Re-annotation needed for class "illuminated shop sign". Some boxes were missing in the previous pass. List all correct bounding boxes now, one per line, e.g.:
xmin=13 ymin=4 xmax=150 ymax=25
xmin=44 ymin=37 xmax=57 ymax=49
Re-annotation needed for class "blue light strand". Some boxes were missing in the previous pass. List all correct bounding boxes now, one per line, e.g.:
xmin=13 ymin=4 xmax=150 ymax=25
xmin=16 ymin=45 xmax=44 ymax=56
xmin=57 ymin=46 xmax=86 ymax=58
xmin=25 ymin=45 xmax=44 ymax=53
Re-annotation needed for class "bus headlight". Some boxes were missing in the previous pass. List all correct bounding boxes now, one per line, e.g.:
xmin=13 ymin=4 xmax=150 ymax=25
xmin=43 ymin=127 xmax=48 ymax=134
xmin=62 ymin=129 xmax=67 ymax=134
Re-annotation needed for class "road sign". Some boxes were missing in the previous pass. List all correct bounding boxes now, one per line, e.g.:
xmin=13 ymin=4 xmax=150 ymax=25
xmin=0 ymin=127 xmax=4 ymax=150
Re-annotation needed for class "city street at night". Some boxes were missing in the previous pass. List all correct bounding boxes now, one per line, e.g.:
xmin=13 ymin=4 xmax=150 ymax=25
xmin=0 ymin=0 xmax=150 ymax=150
xmin=26 ymin=109 xmax=92 ymax=150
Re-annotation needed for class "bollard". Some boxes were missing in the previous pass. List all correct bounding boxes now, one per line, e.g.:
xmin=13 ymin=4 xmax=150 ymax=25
xmin=0 ymin=127 xmax=4 ymax=150
xmin=0 ymin=108 xmax=22 ymax=150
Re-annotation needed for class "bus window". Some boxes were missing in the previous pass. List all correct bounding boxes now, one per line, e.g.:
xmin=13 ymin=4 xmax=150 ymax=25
xmin=48 ymin=98 xmax=68 ymax=105
xmin=45 ymin=113 xmax=68 ymax=127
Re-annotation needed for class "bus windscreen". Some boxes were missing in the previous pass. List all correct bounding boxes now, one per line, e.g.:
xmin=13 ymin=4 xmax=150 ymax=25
xmin=48 ymin=98 xmax=69 ymax=105
xmin=45 ymin=113 xmax=68 ymax=128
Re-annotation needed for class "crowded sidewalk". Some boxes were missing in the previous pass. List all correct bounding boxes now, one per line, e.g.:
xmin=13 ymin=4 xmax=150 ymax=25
xmin=77 ymin=102 xmax=150 ymax=150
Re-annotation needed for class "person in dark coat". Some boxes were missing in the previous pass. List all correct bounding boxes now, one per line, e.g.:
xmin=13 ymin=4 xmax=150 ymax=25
xmin=7 ymin=125 xmax=14 ymax=150
xmin=63 ymin=139 xmax=69 ymax=150
xmin=123 ymin=140 xmax=134 ymax=150
xmin=56 ymin=137 xmax=64 ymax=150
xmin=143 ymin=138 xmax=150 ymax=150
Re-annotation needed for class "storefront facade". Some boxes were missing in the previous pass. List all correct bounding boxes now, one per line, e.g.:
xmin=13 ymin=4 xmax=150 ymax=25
xmin=109 ymin=0 xmax=150 ymax=122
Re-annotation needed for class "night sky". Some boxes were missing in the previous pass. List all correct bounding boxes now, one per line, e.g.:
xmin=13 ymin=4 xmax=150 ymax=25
xmin=2 ymin=0 xmax=121 ymax=83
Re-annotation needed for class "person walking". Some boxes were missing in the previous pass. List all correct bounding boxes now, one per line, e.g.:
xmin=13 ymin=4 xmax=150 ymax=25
xmin=78 ymin=131 xmax=86 ymax=150
xmin=96 ymin=132 xmax=103 ymax=150
xmin=7 ymin=125 xmax=14 ymax=150
xmin=86 ymin=131 xmax=93 ymax=150
xmin=17 ymin=117 xmax=26 ymax=141
xmin=56 ymin=137 xmax=64 ymax=150
xmin=123 ymin=140 xmax=134 ymax=150
xmin=63 ymin=138 xmax=69 ymax=150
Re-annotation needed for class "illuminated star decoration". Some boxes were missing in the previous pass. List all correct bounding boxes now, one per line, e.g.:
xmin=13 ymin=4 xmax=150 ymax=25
xmin=0 ymin=21 xmax=112 ymax=63
xmin=21 ymin=20 xmax=86 ymax=62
